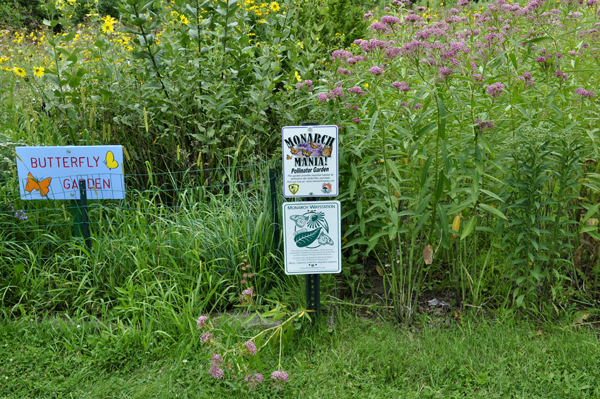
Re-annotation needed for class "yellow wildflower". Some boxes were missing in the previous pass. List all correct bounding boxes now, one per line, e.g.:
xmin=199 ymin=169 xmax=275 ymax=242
xmin=294 ymin=71 xmax=301 ymax=82
xmin=33 ymin=67 xmax=45 ymax=78
xmin=270 ymin=1 xmax=280 ymax=11
xmin=13 ymin=67 xmax=26 ymax=77
xmin=101 ymin=15 xmax=118 ymax=33
xmin=180 ymin=14 xmax=189 ymax=24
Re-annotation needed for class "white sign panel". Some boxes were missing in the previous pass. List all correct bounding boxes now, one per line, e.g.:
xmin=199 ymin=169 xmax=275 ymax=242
xmin=282 ymin=125 xmax=338 ymax=198
xmin=283 ymin=201 xmax=341 ymax=275
xmin=15 ymin=146 xmax=125 ymax=200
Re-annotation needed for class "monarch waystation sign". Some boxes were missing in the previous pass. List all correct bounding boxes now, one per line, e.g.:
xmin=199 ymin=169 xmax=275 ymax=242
xmin=283 ymin=201 xmax=341 ymax=275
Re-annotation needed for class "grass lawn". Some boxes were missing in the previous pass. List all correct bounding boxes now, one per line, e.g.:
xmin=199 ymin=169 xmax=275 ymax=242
xmin=1 ymin=313 xmax=600 ymax=398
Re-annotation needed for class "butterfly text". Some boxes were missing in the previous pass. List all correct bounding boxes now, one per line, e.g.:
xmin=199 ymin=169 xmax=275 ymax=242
xmin=30 ymin=156 xmax=101 ymax=169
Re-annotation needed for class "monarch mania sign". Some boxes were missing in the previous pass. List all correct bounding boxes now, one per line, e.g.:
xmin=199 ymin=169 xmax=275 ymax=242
xmin=283 ymin=201 xmax=341 ymax=275
xmin=15 ymin=146 xmax=125 ymax=200
xmin=282 ymin=125 xmax=338 ymax=198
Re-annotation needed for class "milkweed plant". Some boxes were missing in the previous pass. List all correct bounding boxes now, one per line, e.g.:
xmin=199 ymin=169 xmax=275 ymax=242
xmin=297 ymin=0 xmax=600 ymax=318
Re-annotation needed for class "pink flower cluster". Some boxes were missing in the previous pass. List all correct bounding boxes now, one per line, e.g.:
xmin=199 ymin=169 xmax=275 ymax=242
xmin=197 ymin=315 xmax=208 ymax=329
xmin=486 ymin=82 xmax=505 ymax=98
xmin=200 ymin=332 xmax=213 ymax=343
xmin=271 ymin=370 xmax=289 ymax=382
xmin=475 ymin=118 xmax=495 ymax=131
xmin=392 ymin=81 xmax=410 ymax=91
xmin=348 ymin=86 xmax=366 ymax=96
xmin=296 ymin=80 xmax=313 ymax=89
xmin=371 ymin=21 xmax=391 ymax=32
xmin=554 ymin=70 xmax=568 ymax=81
xmin=329 ymin=87 xmax=344 ymax=99
xmin=244 ymin=340 xmax=257 ymax=355
xmin=518 ymin=72 xmax=534 ymax=86
xmin=381 ymin=15 xmax=401 ymax=25
xmin=575 ymin=87 xmax=595 ymax=98
xmin=209 ymin=354 xmax=224 ymax=379
xmin=331 ymin=49 xmax=353 ymax=61
xmin=439 ymin=67 xmax=454 ymax=79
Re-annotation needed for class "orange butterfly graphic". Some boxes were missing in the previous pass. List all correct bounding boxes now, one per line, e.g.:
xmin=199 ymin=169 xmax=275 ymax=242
xmin=290 ymin=147 xmax=300 ymax=155
xmin=25 ymin=173 xmax=52 ymax=197
xmin=302 ymin=149 xmax=312 ymax=157
xmin=322 ymin=146 xmax=332 ymax=157
xmin=310 ymin=141 xmax=321 ymax=149
xmin=286 ymin=154 xmax=292 ymax=160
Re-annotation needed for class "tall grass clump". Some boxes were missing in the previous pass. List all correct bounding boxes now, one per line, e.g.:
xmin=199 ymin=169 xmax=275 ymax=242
xmin=0 ymin=162 xmax=282 ymax=326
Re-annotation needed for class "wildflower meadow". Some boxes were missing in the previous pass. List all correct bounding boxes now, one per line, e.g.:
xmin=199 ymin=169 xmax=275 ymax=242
xmin=1 ymin=0 xmax=600 ymax=396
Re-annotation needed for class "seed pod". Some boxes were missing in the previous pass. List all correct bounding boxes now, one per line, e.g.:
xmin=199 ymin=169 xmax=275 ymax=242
xmin=452 ymin=215 xmax=462 ymax=242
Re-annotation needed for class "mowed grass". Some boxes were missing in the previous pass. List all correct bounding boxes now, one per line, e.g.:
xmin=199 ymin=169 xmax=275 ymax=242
xmin=1 ymin=313 xmax=599 ymax=398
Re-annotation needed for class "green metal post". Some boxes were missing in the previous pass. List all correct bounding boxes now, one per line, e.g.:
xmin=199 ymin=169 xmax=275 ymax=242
xmin=78 ymin=179 xmax=92 ymax=252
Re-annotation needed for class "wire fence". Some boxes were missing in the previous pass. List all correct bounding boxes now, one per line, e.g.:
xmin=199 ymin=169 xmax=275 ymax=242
xmin=0 ymin=160 xmax=283 ymax=302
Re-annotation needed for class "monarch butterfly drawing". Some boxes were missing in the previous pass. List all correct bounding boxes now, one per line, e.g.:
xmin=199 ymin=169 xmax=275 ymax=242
xmin=322 ymin=146 xmax=332 ymax=157
xmin=286 ymin=154 xmax=292 ymax=160
xmin=310 ymin=141 xmax=321 ymax=149
xmin=25 ymin=173 xmax=52 ymax=197
xmin=302 ymin=149 xmax=312 ymax=157
xmin=290 ymin=147 xmax=300 ymax=155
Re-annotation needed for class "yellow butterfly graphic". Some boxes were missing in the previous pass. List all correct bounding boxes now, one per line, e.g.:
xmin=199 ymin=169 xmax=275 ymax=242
xmin=103 ymin=151 xmax=119 ymax=170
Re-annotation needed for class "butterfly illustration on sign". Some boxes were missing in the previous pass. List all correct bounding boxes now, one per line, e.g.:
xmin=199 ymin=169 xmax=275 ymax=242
xmin=290 ymin=211 xmax=334 ymax=248
xmin=25 ymin=173 xmax=52 ymax=197
xmin=288 ymin=142 xmax=332 ymax=158
xmin=103 ymin=151 xmax=119 ymax=170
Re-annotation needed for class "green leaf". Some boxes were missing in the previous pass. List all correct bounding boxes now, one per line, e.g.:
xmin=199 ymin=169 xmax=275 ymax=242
xmin=141 ymin=81 xmax=163 ymax=90
xmin=479 ymin=204 xmax=507 ymax=220
xmin=461 ymin=217 xmax=476 ymax=240
xmin=581 ymin=203 xmax=600 ymax=224
xmin=580 ymin=225 xmax=598 ymax=234
xmin=369 ymin=110 xmax=379 ymax=134
xmin=480 ymin=189 xmax=505 ymax=203
xmin=436 ymin=95 xmax=446 ymax=139
xmin=294 ymin=228 xmax=321 ymax=247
